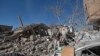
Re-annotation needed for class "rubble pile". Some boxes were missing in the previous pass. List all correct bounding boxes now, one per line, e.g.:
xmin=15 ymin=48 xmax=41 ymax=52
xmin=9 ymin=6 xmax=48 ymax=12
xmin=0 ymin=35 xmax=55 ymax=56
xmin=75 ymin=31 xmax=100 ymax=56
xmin=0 ymin=24 xmax=55 ymax=56
xmin=74 ymin=31 xmax=100 ymax=47
xmin=0 ymin=24 xmax=99 ymax=56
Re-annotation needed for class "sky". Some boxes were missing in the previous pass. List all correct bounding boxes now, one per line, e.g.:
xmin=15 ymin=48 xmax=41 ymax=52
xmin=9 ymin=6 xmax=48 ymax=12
xmin=0 ymin=0 xmax=86 ymax=29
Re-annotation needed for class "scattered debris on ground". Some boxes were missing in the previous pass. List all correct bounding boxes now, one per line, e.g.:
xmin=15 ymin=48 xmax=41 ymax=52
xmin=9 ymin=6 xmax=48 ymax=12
xmin=0 ymin=23 xmax=100 ymax=56
xmin=0 ymin=24 xmax=55 ymax=56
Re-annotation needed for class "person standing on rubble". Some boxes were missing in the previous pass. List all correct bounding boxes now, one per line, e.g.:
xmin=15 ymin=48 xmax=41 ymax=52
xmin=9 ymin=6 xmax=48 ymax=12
xmin=56 ymin=25 xmax=75 ymax=46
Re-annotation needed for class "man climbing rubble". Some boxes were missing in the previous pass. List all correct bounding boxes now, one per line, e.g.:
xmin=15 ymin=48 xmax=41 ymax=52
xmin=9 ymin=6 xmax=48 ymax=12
xmin=55 ymin=25 xmax=75 ymax=46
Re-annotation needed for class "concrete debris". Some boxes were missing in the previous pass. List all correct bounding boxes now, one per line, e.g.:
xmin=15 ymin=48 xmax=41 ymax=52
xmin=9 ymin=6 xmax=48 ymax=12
xmin=0 ymin=53 xmax=24 ymax=56
xmin=0 ymin=36 xmax=55 ymax=56
xmin=74 ymin=31 xmax=100 ymax=48
xmin=0 ymin=24 xmax=75 ymax=56
xmin=0 ymin=24 xmax=55 ymax=56
xmin=0 ymin=24 xmax=100 ymax=56
xmin=75 ymin=30 xmax=100 ymax=56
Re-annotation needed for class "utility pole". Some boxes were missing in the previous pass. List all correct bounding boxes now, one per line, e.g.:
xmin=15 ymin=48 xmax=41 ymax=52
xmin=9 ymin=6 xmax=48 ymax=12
xmin=17 ymin=16 xmax=23 ymax=28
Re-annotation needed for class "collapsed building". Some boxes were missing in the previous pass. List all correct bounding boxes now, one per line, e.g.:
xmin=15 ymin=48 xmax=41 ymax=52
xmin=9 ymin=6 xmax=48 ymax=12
xmin=0 ymin=0 xmax=100 ymax=56
xmin=13 ymin=23 xmax=50 ymax=38
xmin=0 ymin=24 xmax=55 ymax=56
xmin=0 ymin=24 xmax=75 ymax=56
xmin=0 ymin=24 xmax=100 ymax=56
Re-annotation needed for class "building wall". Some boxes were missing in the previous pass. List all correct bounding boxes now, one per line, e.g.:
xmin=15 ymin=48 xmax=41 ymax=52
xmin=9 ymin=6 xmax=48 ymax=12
xmin=84 ymin=0 xmax=100 ymax=24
